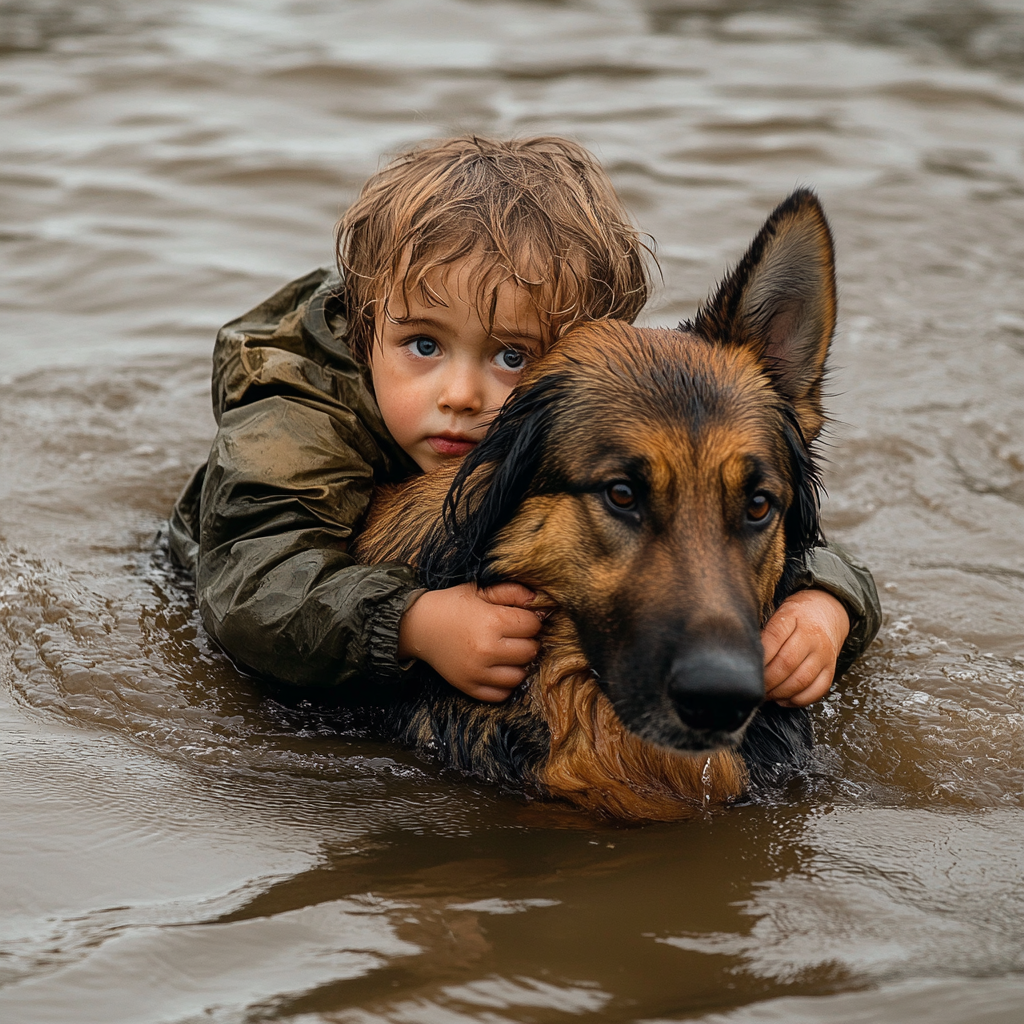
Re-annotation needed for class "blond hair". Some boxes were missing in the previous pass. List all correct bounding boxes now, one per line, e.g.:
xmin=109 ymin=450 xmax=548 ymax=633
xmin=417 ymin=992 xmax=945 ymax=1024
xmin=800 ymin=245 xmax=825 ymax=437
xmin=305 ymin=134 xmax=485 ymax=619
xmin=335 ymin=135 xmax=653 ymax=362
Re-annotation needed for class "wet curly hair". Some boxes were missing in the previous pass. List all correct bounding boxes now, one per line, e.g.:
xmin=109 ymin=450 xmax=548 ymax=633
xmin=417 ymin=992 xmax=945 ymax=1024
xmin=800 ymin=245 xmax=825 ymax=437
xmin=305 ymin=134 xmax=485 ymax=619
xmin=335 ymin=135 xmax=654 ymax=363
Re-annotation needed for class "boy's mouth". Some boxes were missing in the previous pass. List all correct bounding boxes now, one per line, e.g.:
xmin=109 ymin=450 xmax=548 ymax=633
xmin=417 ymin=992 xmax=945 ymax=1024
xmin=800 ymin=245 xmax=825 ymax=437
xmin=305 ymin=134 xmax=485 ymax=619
xmin=427 ymin=434 xmax=478 ymax=457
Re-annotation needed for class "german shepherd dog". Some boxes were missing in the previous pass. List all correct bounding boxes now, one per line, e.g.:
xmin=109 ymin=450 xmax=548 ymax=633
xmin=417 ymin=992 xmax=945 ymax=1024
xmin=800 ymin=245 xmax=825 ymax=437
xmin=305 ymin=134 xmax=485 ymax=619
xmin=354 ymin=190 xmax=835 ymax=821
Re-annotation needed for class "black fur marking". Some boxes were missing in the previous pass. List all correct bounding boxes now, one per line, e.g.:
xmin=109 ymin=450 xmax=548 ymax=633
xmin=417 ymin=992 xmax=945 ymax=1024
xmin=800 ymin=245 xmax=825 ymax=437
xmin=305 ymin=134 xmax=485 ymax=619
xmin=739 ymin=701 xmax=814 ymax=789
xmin=385 ymin=671 xmax=552 ymax=789
xmin=781 ymin=407 xmax=823 ymax=555
xmin=770 ymin=404 xmax=825 ymax=612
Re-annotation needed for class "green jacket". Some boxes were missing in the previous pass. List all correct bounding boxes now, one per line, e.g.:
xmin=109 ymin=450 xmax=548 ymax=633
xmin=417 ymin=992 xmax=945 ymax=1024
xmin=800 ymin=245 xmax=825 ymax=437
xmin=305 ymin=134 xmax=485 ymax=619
xmin=168 ymin=269 xmax=882 ymax=690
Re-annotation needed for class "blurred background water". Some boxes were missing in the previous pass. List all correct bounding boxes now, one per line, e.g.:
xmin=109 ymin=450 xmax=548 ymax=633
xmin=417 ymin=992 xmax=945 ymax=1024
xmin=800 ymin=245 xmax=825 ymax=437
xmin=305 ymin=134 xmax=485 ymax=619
xmin=1 ymin=1 xmax=1023 ymax=1021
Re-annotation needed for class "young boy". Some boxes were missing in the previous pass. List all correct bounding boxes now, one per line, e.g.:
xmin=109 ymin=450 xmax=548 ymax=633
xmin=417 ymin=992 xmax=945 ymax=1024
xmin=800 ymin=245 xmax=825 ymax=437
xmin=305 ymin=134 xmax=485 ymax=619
xmin=168 ymin=136 xmax=880 ymax=710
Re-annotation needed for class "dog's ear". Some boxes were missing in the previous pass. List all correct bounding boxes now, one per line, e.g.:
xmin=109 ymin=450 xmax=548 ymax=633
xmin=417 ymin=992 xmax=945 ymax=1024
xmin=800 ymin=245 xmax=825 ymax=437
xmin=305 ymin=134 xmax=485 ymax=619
xmin=418 ymin=373 xmax=565 ymax=588
xmin=688 ymin=189 xmax=836 ymax=441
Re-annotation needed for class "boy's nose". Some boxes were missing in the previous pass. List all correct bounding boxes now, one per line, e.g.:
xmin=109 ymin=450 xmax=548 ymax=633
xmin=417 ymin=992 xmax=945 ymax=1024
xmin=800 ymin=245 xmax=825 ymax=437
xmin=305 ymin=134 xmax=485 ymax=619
xmin=438 ymin=368 xmax=484 ymax=414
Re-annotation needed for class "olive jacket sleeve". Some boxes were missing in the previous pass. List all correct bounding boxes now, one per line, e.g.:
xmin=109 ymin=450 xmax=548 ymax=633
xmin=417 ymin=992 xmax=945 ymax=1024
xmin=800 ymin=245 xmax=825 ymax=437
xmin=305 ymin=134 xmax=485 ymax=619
xmin=167 ymin=268 xmax=424 ymax=689
xmin=169 ymin=269 xmax=882 ymax=690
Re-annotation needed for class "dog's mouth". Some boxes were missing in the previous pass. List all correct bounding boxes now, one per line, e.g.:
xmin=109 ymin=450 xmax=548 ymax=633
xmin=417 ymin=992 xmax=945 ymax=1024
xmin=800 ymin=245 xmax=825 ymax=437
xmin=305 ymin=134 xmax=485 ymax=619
xmin=631 ymin=704 xmax=759 ymax=754
xmin=673 ymin=701 xmax=755 ymax=735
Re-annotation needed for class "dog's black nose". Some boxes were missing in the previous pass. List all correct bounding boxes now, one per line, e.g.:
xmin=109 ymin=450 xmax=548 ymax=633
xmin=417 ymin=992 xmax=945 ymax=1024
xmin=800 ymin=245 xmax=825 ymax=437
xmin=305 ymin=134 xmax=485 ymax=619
xmin=668 ymin=648 xmax=763 ymax=734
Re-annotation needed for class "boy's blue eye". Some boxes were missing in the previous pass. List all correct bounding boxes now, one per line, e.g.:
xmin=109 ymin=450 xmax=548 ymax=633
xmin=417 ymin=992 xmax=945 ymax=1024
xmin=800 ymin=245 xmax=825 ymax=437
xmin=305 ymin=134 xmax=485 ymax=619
xmin=412 ymin=337 xmax=438 ymax=357
xmin=498 ymin=348 xmax=526 ymax=370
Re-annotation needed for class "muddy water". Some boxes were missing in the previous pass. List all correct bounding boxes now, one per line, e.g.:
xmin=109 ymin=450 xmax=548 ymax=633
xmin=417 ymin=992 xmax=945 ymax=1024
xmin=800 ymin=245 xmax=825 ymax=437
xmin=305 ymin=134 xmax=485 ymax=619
xmin=2 ymin=1 xmax=1024 ymax=1021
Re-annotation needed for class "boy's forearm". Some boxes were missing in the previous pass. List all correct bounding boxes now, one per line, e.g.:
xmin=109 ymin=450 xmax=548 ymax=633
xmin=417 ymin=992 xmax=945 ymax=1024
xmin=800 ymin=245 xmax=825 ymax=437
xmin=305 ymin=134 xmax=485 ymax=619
xmin=198 ymin=525 xmax=420 ymax=688
xmin=193 ymin=395 xmax=420 ymax=689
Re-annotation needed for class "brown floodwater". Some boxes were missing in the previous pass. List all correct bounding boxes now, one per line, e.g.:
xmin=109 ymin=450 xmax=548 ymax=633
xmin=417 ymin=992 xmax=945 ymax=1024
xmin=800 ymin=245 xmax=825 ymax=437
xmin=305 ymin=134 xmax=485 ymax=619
xmin=2 ymin=1 xmax=1024 ymax=1021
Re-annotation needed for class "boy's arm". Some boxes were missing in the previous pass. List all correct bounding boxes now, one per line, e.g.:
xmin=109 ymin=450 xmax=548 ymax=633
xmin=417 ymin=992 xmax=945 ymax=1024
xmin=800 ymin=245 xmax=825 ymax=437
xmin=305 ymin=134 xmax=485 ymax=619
xmin=170 ymin=270 xmax=424 ymax=690
xmin=193 ymin=405 xmax=419 ymax=689
xmin=791 ymin=539 xmax=882 ymax=677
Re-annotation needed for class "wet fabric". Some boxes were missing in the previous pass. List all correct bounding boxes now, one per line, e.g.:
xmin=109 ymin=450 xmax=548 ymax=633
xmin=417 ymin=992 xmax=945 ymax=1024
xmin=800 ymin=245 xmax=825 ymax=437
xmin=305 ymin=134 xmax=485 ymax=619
xmin=169 ymin=270 xmax=881 ymax=691
xmin=168 ymin=268 xmax=423 ymax=688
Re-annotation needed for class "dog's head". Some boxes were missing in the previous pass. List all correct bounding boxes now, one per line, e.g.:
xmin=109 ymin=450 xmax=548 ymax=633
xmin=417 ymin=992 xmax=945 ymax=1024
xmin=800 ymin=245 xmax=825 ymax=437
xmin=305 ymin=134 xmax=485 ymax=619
xmin=420 ymin=190 xmax=835 ymax=753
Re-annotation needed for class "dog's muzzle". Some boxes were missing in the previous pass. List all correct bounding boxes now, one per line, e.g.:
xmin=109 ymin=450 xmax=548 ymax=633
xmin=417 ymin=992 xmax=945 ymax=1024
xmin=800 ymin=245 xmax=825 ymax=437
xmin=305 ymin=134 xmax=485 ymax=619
xmin=667 ymin=647 xmax=764 ymax=734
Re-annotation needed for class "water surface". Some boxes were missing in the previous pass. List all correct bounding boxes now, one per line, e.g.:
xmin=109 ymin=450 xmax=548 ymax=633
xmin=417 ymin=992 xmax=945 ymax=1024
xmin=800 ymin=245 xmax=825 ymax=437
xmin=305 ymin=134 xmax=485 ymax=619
xmin=2 ymin=1 xmax=1024 ymax=1021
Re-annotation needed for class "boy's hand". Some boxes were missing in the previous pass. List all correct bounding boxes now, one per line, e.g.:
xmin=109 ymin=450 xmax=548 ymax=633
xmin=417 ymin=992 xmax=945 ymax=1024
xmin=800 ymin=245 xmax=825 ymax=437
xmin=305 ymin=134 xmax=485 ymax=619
xmin=398 ymin=582 xmax=544 ymax=702
xmin=761 ymin=589 xmax=850 ymax=708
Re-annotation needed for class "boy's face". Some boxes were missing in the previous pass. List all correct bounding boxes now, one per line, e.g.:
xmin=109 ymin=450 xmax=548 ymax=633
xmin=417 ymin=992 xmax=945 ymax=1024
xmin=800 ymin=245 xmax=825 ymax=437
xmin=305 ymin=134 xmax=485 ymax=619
xmin=369 ymin=258 xmax=549 ymax=472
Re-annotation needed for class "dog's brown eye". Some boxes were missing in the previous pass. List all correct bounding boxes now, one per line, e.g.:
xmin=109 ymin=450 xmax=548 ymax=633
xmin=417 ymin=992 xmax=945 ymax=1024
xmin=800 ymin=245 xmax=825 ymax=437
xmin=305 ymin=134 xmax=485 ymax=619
xmin=606 ymin=482 xmax=636 ymax=510
xmin=747 ymin=494 xmax=772 ymax=522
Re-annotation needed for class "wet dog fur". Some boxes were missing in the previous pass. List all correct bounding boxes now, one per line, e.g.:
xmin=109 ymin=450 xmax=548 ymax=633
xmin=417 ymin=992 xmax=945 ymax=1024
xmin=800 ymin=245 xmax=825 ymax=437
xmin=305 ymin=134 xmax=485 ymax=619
xmin=353 ymin=189 xmax=835 ymax=821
